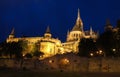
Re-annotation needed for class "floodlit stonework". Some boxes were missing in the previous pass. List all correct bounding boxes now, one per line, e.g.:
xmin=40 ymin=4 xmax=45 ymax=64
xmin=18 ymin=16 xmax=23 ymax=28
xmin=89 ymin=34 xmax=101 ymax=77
xmin=6 ymin=9 xmax=98 ymax=58
xmin=62 ymin=9 xmax=98 ymax=53
xmin=7 ymin=27 xmax=63 ymax=58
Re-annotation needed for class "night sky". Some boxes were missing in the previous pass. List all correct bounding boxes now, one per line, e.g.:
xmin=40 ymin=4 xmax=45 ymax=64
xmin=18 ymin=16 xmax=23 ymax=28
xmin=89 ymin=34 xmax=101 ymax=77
xmin=0 ymin=0 xmax=120 ymax=42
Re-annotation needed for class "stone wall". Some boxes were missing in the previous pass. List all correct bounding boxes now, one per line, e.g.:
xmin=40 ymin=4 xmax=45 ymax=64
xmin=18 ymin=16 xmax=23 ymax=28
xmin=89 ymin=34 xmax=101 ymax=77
xmin=0 ymin=57 xmax=120 ymax=72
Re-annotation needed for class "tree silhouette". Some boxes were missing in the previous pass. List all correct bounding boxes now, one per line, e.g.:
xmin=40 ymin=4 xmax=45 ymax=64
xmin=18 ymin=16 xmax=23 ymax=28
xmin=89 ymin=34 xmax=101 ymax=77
xmin=114 ymin=19 xmax=120 ymax=56
xmin=0 ymin=41 xmax=7 ymax=57
xmin=117 ymin=19 xmax=120 ymax=28
xmin=96 ymin=19 xmax=120 ymax=57
xmin=97 ymin=30 xmax=116 ymax=57
xmin=0 ymin=41 xmax=23 ymax=59
xmin=24 ymin=53 xmax=32 ymax=58
xmin=30 ymin=42 xmax=44 ymax=69
xmin=33 ymin=50 xmax=44 ymax=57
xmin=78 ymin=38 xmax=98 ymax=57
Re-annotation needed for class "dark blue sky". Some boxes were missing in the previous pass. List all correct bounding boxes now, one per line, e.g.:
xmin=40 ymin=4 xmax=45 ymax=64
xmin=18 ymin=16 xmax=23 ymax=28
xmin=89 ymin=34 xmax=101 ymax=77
xmin=0 ymin=0 xmax=120 ymax=42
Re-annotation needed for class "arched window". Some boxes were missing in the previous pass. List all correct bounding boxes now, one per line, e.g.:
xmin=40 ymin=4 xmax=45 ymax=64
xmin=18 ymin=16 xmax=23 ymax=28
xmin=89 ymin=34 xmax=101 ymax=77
xmin=76 ymin=34 xmax=78 ymax=37
xmin=74 ymin=34 xmax=76 ymax=37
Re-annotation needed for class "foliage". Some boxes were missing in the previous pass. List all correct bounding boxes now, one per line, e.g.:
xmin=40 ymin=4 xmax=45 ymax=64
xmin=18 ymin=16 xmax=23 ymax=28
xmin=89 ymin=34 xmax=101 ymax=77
xmin=0 ymin=41 xmax=23 ymax=58
xmin=24 ymin=53 xmax=32 ymax=58
xmin=117 ymin=19 xmax=120 ymax=28
xmin=33 ymin=50 xmax=44 ymax=57
xmin=78 ymin=38 xmax=98 ymax=57
xmin=97 ymin=19 xmax=120 ymax=57
xmin=96 ymin=30 xmax=115 ymax=57
xmin=78 ymin=19 xmax=120 ymax=57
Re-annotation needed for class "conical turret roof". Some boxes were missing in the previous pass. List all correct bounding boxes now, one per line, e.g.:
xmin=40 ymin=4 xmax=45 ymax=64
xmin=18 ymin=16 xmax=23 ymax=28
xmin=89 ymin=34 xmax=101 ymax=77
xmin=46 ymin=26 xmax=50 ymax=33
xmin=10 ymin=28 xmax=15 ymax=35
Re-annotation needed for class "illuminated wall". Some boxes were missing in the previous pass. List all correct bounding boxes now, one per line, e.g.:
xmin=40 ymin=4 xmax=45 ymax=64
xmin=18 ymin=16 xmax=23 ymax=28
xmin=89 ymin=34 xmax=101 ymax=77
xmin=40 ymin=42 xmax=55 ymax=56
xmin=6 ymin=32 xmax=63 ymax=58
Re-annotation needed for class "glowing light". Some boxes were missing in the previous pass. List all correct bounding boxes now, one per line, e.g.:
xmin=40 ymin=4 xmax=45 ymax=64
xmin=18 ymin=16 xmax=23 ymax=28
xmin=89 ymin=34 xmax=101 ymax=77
xmin=64 ymin=58 xmax=69 ymax=63
xmin=96 ymin=51 xmax=99 ymax=54
xmin=22 ymin=54 xmax=25 ymax=57
xmin=113 ymin=49 xmax=116 ymax=52
xmin=49 ymin=60 xmax=52 ymax=63
xmin=99 ymin=50 xmax=102 ymax=53
xmin=99 ymin=50 xmax=103 ymax=54
xmin=49 ymin=60 xmax=54 ymax=63
xmin=90 ymin=53 xmax=93 ymax=56
xmin=60 ymin=58 xmax=70 ymax=65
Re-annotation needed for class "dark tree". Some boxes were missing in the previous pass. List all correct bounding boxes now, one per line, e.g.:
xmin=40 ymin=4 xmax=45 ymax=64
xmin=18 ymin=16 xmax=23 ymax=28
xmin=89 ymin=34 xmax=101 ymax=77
xmin=115 ymin=19 xmax=120 ymax=56
xmin=117 ymin=19 xmax=120 ymax=28
xmin=24 ymin=53 xmax=32 ymax=58
xmin=97 ymin=30 xmax=116 ymax=57
xmin=78 ymin=38 xmax=98 ymax=57
xmin=32 ymin=50 xmax=44 ymax=69
xmin=96 ymin=19 xmax=120 ymax=57
xmin=0 ymin=41 xmax=23 ymax=59
xmin=33 ymin=50 xmax=44 ymax=57
xmin=0 ymin=41 xmax=7 ymax=56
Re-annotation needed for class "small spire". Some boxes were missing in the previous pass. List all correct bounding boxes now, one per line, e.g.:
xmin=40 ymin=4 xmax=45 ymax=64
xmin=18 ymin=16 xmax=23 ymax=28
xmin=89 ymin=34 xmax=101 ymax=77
xmin=10 ymin=28 xmax=15 ymax=35
xmin=77 ymin=8 xmax=80 ymax=20
xmin=72 ymin=8 xmax=83 ymax=31
xmin=90 ymin=26 xmax=93 ymax=36
xmin=67 ymin=30 xmax=69 ymax=35
xmin=46 ymin=26 xmax=50 ymax=33
xmin=8 ymin=28 xmax=15 ymax=39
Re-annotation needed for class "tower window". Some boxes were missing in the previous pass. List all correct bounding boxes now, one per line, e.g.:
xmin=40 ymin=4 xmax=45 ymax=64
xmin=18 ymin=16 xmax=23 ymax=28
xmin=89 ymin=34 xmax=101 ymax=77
xmin=73 ymin=34 xmax=75 ymax=37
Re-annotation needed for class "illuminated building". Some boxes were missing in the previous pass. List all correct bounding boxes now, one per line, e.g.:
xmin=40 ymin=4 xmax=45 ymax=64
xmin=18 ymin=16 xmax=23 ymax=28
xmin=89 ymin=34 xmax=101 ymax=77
xmin=6 ymin=9 xmax=98 ymax=58
xmin=7 ymin=26 xmax=63 ymax=58
xmin=62 ymin=9 xmax=98 ymax=53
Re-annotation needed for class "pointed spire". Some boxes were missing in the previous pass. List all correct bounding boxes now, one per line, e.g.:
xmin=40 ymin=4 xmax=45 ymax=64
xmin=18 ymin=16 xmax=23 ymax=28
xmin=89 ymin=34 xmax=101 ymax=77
xmin=90 ymin=26 xmax=93 ymax=36
xmin=10 ymin=28 xmax=15 ymax=35
xmin=67 ymin=30 xmax=70 ymax=35
xmin=46 ymin=26 xmax=50 ymax=33
xmin=72 ymin=8 xmax=83 ymax=31
xmin=77 ymin=8 xmax=80 ymax=20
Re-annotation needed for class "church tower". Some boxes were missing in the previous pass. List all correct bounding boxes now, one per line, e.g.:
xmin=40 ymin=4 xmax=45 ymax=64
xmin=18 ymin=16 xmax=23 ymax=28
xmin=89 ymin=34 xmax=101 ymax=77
xmin=44 ymin=26 xmax=52 ymax=38
xmin=67 ymin=9 xmax=84 ymax=41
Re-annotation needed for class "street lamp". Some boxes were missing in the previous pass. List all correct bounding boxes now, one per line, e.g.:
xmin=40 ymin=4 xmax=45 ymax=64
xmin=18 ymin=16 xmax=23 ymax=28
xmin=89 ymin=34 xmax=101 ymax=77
xmin=99 ymin=50 xmax=102 ymax=54
xmin=90 ymin=53 xmax=94 ymax=57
